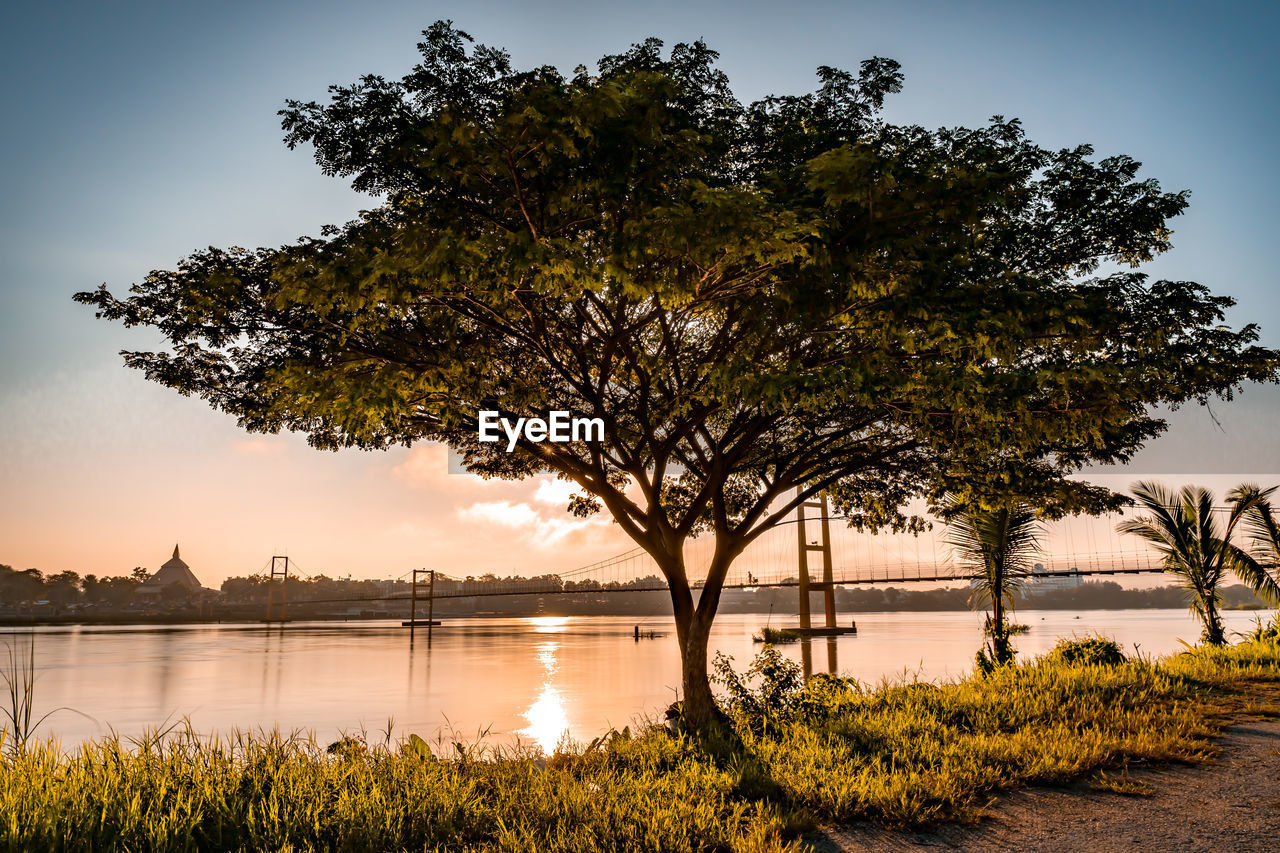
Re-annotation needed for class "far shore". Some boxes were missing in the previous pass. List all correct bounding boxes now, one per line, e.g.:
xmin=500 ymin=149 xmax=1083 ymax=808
xmin=5 ymin=578 xmax=1274 ymax=625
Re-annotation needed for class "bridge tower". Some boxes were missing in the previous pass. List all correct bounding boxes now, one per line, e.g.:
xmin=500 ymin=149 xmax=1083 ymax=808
xmin=404 ymin=568 xmax=440 ymax=635
xmin=795 ymin=490 xmax=853 ymax=676
xmin=264 ymin=555 xmax=289 ymax=623
xmin=795 ymin=491 xmax=836 ymax=630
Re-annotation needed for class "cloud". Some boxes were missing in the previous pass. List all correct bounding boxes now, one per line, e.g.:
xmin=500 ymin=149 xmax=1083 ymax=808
xmin=389 ymin=448 xmax=637 ymax=558
xmin=391 ymin=443 xmax=487 ymax=491
xmin=460 ymin=500 xmax=542 ymax=528
xmin=533 ymin=477 xmax=578 ymax=507
xmin=231 ymin=438 xmax=286 ymax=457
xmin=456 ymin=499 xmax=617 ymax=550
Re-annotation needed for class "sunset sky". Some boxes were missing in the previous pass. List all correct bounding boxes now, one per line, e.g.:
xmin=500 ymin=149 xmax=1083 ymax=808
xmin=2 ymin=0 xmax=1277 ymax=586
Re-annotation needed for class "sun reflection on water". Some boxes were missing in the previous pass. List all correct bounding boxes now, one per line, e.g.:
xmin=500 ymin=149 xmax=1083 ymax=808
xmin=519 ymin=640 xmax=570 ymax=753
xmin=527 ymin=616 xmax=571 ymax=634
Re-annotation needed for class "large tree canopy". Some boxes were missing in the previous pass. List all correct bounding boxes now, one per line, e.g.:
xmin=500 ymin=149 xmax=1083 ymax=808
xmin=77 ymin=23 xmax=1278 ymax=723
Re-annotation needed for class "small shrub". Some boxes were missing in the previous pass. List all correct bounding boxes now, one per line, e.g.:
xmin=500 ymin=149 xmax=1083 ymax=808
xmin=1048 ymin=636 xmax=1126 ymax=667
xmin=713 ymin=646 xmax=807 ymax=732
xmin=753 ymin=627 xmax=803 ymax=644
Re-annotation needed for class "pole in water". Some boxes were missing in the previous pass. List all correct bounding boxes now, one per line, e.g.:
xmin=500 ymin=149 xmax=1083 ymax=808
xmin=634 ymin=624 xmax=640 ymax=641
xmin=819 ymin=492 xmax=836 ymax=629
xmin=410 ymin=568 xmax=419 ymax=631
xmin=796 ymin=492 xmax=812 ymax=630
xmin=428 ymin=569 xmax=435 ymax=642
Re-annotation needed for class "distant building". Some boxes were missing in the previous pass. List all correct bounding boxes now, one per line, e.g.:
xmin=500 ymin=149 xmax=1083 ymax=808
xmin=137 ymin=545 xmax=207 ymax=598
xmin=1021 ymin=562 xmax=1084 ymax=596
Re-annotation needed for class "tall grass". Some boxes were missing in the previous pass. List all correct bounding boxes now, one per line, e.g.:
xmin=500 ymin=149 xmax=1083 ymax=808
xmin=0 ymin=633 xmax=76 ymax=758
xmin=1 ymin=638 xmax=1277 ymax=851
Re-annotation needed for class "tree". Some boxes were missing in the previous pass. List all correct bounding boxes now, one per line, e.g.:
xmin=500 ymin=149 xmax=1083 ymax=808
xmin=0 ymin=567 xmax=45 ymax=605
xmin=76 ymin=24 xmax=1278 ymax=724
xmin=95 ymin=576 xmax=142 ymax=607
xmin=1227 ymin=483 xmax=1280 ymax=622
xmin=1118 ymin=482 xmax=1280 ymax=644
xmin=943 ymin=497 xmax=1041 ymax=668
xmin=220 ymin=574 xmax=270 ymax=603
xmin=44 ymin=571 xmax=83 ymax=607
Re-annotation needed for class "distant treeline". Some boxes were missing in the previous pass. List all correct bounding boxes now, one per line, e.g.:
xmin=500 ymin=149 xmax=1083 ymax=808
xmin=3 ymin=562 xmax=1273 ymax=620
xmin=833 ymin=581 xmax=1267 ymax=613
xmin=1 ymin=564 xmax=149 ymax=607
xmin=214 ymin=573 xmax=1277 ymax=615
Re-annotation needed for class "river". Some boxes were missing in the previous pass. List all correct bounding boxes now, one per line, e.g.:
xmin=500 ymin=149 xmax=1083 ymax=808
xmin=7 ymin=608 xmax=1268 ymax=752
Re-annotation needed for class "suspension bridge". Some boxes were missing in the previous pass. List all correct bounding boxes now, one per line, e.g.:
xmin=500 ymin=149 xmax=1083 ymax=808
xmin=258 ymin=495 xmax=1177 ymax=627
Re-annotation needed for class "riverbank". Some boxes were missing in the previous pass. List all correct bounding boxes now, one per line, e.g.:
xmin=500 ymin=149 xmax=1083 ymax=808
xmin=2 ymin=636 xmax=1278 ymax=852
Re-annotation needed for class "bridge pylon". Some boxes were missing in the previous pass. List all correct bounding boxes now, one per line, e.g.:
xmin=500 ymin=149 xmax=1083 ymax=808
xmin=794 ymin=490 xmax=855 ymax=657
xmin=404 ymin=568 xmax=440 ymax=635
xmin=265 ymin=556 xmax=289 ymax=623
xmin=796 ymin=491 xmax=836 ymax=630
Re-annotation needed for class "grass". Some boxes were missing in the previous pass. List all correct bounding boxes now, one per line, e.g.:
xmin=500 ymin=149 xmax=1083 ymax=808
xmin=1 ymin=637 xmax=1278 ymax=852
xmin=1 ymin=633 xmax=78 ymax=757
xmin=1088 ymin=770 xmax=1155 ymax=797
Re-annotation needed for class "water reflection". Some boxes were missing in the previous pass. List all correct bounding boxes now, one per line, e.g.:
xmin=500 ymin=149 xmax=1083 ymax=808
xmin=520 ymin=640 xmax=569 ymax=752
xmin=24 ymin=610 xmax=1260 ymax=748
xmin=798 ymin=638 xmax=839 ymax=678
xmin=527 ymin=616 xmax=571 ymax=634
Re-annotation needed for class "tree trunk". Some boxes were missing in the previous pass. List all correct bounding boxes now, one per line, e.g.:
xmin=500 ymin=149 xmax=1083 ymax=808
xmin=678 ymin=612 xmax=719 ymax=726
xmin=657 ymin=536 xmax=740 ymax=729
xmin=1201 ymin=594 xmax=1225 ymax=645
xmin=991 ymin=587 xmax=1011 ymax=664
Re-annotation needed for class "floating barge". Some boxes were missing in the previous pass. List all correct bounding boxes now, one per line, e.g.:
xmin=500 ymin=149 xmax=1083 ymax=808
xmin=784 ymin=625 xmax=857 ymax=637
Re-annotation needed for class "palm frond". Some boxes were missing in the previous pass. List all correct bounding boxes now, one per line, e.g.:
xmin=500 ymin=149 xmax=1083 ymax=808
xmin=1222 ymin=542 xmax=1280 ymax=607
xmin=943 ymin=496 xmax=1042 ymax=601
xmin=1230 ymin=484 xmax=1280 ymax=569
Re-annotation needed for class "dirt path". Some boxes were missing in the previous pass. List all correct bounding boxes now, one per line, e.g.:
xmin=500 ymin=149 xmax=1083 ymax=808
xmin=809 ymin=717 xmax=1280 ymax=852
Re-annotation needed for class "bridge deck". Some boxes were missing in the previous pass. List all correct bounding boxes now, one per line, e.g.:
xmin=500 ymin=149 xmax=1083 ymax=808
xmin=424 ymin=566 xmax=1167 ymax=600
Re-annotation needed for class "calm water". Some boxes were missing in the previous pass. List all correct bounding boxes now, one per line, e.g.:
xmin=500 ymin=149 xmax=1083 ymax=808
xmin=10 ymin=609 xmax=1267 ymax=752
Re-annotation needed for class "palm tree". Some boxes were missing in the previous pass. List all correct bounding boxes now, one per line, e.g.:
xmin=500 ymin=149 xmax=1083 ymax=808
xmin=1118 ymin=481 xmax=1279 ymax=646
xmin=1226 ymin=484 xmax=1280 ymax=623
xmin=945 ymin=498 xmax=1042 ymax=667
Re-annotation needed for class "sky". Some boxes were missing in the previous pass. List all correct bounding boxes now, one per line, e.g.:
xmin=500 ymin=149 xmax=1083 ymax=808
xmin=1 ymin=0 xmax=1277 ymax=586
